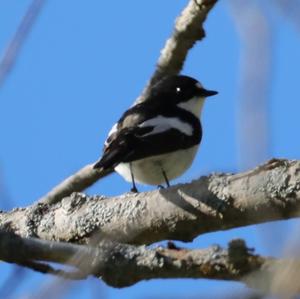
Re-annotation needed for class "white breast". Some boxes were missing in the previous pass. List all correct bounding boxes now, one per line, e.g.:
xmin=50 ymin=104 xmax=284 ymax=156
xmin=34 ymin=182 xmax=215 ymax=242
xmin=177 ymin=96 xmax=205 ymax=117
xmin=114 ymin=145 xmax=199 ymax=185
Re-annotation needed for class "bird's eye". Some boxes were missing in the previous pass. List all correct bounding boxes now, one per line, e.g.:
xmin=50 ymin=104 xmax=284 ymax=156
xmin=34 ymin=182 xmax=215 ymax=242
xmin=176 ymin=87 xmax=181 ymax=93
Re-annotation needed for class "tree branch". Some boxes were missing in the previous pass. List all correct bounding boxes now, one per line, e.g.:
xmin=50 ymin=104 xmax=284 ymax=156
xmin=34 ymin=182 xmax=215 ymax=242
xmin=37 ymin=164 xmax=113 ymax=205
xmin=0 ymin=232 xmax=263 ymax=287
xmin=1 ymin=231 xmax=300 ymax=294
xmin=37 ymin=0 xmax=218 ymax=206
xmin=2 ymin=159 xmax=300 ymax=293
xmin=0 ymin=0 xmax=45 ymax=86
xmin=137 ymin=0 xmax=218 ymax=102
xmin=2 ymin=159 xmax=300 ymax=246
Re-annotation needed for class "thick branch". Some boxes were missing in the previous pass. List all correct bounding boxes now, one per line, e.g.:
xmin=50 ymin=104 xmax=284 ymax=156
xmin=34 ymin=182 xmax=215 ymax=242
xmin=2 ymin=159 xmax=300 ymax=245
xmin=37 ymin=0 xmax=218 ymax=205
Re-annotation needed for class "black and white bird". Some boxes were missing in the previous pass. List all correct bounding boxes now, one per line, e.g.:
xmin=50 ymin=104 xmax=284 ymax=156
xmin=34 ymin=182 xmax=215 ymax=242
xmin=94 ymin=75 xmax=217 ymax=192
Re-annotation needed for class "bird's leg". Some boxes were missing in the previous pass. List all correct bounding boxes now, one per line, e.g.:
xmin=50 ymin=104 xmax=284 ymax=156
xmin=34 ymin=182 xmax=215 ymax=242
xmin=161 ymin=168 xmax=170 ymax=188
xmin=130 ymin=163 xmax=138 ymax=193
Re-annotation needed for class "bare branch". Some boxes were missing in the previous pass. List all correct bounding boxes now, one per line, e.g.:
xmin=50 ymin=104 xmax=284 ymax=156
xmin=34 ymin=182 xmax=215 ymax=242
xmin=2 ymin=231 xmax=300 ymax=293
xmin=0 ymin=0 xmax=45 ymax=86
xmin=37 ymin=165 xmax=113 ymax=205
xmin=37 ymin=0 xmax=218 ymax=206
xmin=137 ymin=0 xmax=218 ymax=102
xmin=3 ymin=159 xmax=300 ymax=292
xmin=2 ymin=159 xmax=300 ymax=246
xmin=0 ymin=231 xmax=275 ymax=288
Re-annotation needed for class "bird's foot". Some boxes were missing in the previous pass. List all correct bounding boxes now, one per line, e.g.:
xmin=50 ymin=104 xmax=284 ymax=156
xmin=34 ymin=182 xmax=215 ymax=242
xmin=131 ymin=186 xmax=139 ymax=193
xmin=167 ymin=241 xmax=182 ymax=250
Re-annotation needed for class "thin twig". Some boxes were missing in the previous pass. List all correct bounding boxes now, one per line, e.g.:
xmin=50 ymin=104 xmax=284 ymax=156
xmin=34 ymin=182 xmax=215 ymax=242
xmin=0 ymin=0 xmax=46 ymax=86
xmin=38 ymin=164 xmax=113 ymax=205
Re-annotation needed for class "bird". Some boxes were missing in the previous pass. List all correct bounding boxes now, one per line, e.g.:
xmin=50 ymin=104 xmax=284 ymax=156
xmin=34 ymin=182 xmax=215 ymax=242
xmin=94 ymin=75 xmax=218 ymax=192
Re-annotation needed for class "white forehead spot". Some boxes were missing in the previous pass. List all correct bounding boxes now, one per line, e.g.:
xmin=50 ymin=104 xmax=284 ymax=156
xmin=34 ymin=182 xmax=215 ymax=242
xmin=139 ymin=116 xmax=193 ymax=136
xmin=176 ymin=87 xmax=181 ymax=92
xmin=195 ymin=82 xmax=203 ymax=89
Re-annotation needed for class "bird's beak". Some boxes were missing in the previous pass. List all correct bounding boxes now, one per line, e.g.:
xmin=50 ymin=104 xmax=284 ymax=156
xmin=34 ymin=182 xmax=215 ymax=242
xmin=198 ymin=88 xmax=218 ymax=97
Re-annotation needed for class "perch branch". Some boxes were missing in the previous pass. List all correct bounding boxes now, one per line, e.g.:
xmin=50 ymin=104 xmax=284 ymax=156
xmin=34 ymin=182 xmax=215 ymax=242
xmin=2 ymin=159 xmax=300 ymax=245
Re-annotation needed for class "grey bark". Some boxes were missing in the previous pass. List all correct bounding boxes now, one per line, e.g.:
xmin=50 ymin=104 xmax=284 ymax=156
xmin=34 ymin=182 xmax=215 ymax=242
xmin=0 ymin=232 xmax=280 ymax=289
xmin=1 ymin=159 xmax=300 ymax=293
xmin=2 ymin=231 xmax=299 ymax=294
xmin=2 ymin=159 xmax=300 ymax=246
xmin=137 ymin=0 xmax=218 ymax=102
xmin=37 ymin=165 xmax=113 ymax=206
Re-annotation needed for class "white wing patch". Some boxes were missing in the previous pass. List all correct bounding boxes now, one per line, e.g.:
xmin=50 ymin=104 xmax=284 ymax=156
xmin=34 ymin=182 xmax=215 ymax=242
xmin=138 ymin=116 xmax=193 ymax=136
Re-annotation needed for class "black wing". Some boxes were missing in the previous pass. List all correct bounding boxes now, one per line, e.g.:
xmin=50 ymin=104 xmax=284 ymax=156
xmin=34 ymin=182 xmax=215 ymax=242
xmin=94 ymin=106 xmax=201 ymax=170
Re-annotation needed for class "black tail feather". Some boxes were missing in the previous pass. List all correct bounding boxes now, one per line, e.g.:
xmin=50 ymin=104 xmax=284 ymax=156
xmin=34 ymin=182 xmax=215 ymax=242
xmin=93 ymin=160 xmax=103 ymax=169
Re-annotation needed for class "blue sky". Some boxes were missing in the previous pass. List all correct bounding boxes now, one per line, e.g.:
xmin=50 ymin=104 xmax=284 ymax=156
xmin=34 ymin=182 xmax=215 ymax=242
xmin=1 ymin=1 xmax=300 ymax=298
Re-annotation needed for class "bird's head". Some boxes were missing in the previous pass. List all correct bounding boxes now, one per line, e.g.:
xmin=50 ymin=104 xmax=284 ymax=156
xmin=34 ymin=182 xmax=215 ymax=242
xmin=151 ymin=75 xmax=218 ymax=116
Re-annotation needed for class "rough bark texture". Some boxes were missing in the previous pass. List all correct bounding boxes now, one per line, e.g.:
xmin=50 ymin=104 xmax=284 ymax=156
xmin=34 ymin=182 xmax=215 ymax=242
xmin=37 ymin=0 xmax=218 ymax=206
xmin=2 ymin=231 xmax=299 ymax=294
xmin=38 ymin=165 xmax=113 ymax=206
xmin=2 ymin=159 xmax=300 ymax=292
xmin=0 ymin=232 xmax=276 ymax=288
xmin=2 ymin=159 xmax=300 ymax=246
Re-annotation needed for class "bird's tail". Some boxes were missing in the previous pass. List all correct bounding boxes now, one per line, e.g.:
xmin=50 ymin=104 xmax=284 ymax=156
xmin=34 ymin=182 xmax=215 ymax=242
xmin=93 ymin=159 xmax=103 ymax=169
